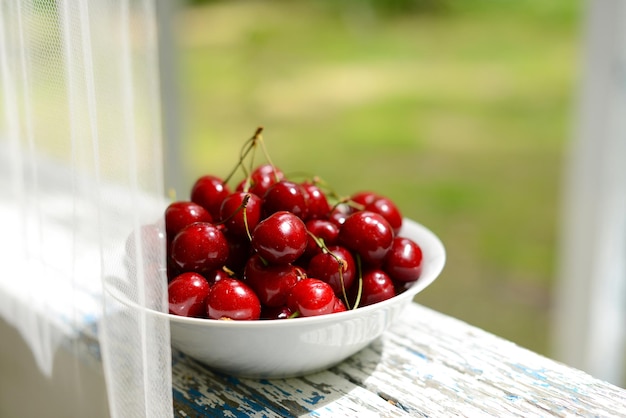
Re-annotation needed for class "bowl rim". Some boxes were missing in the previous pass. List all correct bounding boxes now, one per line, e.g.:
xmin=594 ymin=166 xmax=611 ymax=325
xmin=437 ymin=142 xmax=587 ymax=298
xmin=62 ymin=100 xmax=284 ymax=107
xmin=112 ymin=218 xmax=445 ymax=329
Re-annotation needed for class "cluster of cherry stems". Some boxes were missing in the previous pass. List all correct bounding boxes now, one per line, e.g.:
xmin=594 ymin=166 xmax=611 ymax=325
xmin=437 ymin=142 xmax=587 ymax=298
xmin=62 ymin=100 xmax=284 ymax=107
xmin=163 ymin=128 xmax=423 ymax=321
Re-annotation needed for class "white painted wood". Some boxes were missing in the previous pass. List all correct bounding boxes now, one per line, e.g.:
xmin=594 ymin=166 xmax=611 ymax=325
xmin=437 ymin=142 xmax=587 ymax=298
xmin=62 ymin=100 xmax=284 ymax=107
xmin=173 ymin=303 xmax=626 ymax=417
xmin=553 ymin=0 xmax=626 ymax=386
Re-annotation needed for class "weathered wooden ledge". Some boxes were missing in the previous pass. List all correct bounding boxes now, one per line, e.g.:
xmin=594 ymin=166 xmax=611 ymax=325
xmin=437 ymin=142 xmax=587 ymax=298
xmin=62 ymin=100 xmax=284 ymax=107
xmin=171 ymin=302 xmax=626 ymax=417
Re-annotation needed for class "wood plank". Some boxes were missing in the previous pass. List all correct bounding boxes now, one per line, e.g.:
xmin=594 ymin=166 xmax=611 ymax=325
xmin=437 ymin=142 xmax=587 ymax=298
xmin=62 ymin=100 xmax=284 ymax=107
xmin=171 ymin=303 xmax=626 ymax=417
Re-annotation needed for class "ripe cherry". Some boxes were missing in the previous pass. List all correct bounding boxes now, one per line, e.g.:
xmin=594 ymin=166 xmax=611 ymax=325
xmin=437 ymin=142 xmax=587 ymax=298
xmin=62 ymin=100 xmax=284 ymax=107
xmin=251 ymin=211 xmax=307 ymax=264
xmin=261 ymin=305 xmax=293 ymax=320
xmin=167 ymin=254 xmax=183 ymax=281
xmin=306 ymin=245 xmax=356 ymax=296
xmin=168 ymin=272 xmax=211 ymax=318
xmin=333 ymin=297 xmax=347 ymax=313
xmin=203 ymin=268 xmax=231 ymax=286
xmin=328 ymin=203 xmax=350 ymax=227
xmin=206 ymin=278 xmax=261 ymax=320
xmin=304 ymin=219 xmax=340 ymax=258
xmin=170 ymin=222 xmax=229 ymax=274
xmin=263 ymin=180 xmax=309 ymax=219
xmin=244 ymin=254 xmax=304 ymax=307
xmin=350 ymin=191 xmax=379 ymax=209
xmin=165 ymin=201 xmax=212 ymax=240
xmin=358 ymin=268 xmax=396 ymax=307
xmin=191 ymin=175 xmax=231 ymax=219
xmin=365 ymin=196 xmax=403 ymax=235
xmin=238 ymin=163 xmax=285 ymax=197
xmin=339 ymin=211 xmax=394 ymax=266
xmin=219 ymin=192 xmax=263 ymax=238
xmin=224 ymin=235 xmax=252 ymax=277
xmin=287 ymin=278 xmax=336 ymax=317
xmin=301 ymin=181 xmax=331 ymax=220
xmin=383 ymin=237 xmax=423 ymax=283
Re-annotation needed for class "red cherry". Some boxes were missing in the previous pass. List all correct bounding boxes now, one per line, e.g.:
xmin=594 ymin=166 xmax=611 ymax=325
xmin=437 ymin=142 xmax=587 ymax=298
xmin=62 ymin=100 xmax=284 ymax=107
xmin=261 ymin=305 xmax=293 ymax=320
xmin=238 ymin=164 xmax=285 ymax=197
xmin=206 ymin=278 xmax=261 ymax=320
xmin=306 ymin=245 xmax=356 ymax=296
xmin=383 ymin=237 xmax=423 ymax=283
xmin=301 ymin=181 xmax=331 ymax=220
xmin=203 ymin=268 xmax=231 ymax=286
xmin=350 ymin=191 xmax=379 ymax=207
xmin=304 ymin=219 xmax=340 ymax=259
xmin=167 ymin=255 xmax=183 ymax=281
xmin=287 ymin=278 xmax=336 ymax=317
xmin=224 ymin=235 xmax=252 ymax=276
xmin=244 ymin=254 xmax=304 ymax=307
xmin=359 ymin=268 xmax=396 ymax=307
xmin=365 ymin=196 xmax=403 ymax=235
xmin=263 ymin=180 xmax=309 ymax=219
xmin=339 ymin=211 xmax=394 ymax=266
xmin=333 ymin=297 xmax=347 ymax=313
xmin=165 ymin=201 xmax=212 ymax=240
xmin=168 ymin=272 xmax=210 ymax=317
xmin=328 ymin=203 xmax=350 ymax=227
xmin=251 ymin=211 xmax=307 ymax=264
xmin=219 ymin=192 xmax=263 ymax=238
xmin=191 ymin=175 xmax=231 ymax=219
xmin=251 ymin=163 xmax=283 ymax=181
xmin=170 ymin=222 xmax=229 ymax=274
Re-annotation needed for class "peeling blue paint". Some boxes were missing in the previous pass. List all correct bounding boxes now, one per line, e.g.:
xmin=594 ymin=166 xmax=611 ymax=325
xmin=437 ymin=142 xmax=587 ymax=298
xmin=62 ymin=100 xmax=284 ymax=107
xmin=303 ymin=392 xmax=325 ymax=405
xmin=406 ymin=347 xmax=429 ymax=361
xmin=259 ymin=379 xmax=291 ymax=397
xmin=505 ymin=394 xmax=521 ymax=402
xmin=513 ymin=364 xmax=549 ymax=381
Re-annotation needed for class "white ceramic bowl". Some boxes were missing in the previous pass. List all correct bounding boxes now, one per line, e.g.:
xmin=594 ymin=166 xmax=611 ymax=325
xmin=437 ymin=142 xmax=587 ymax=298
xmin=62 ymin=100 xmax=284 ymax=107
xmin=162 ymin=218 xmax=445 ymax=378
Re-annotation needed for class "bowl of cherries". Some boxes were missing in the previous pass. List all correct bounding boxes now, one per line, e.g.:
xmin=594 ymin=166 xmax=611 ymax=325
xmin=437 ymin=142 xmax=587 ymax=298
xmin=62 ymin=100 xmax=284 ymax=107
xmin=154 ymin=129 xmax=445 ymax=378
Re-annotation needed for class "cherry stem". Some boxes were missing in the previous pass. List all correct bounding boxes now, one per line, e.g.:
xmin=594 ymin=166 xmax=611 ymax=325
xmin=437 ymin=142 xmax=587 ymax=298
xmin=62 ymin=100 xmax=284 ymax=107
xmin=222 ymin=265 xmax=236 ymax=277
xmin=278 ymin=171 xmax=316 ymax=183
xmin=223 ymin=140 xmax=253 ymax=185
xmin=339 ymin=266 xmax=351 ymax=310
xmin=242 ymin=195 xmax=253 ymax=241
xmin=311 ymin=176 xmax=337 ymax=195
xmin=254 ymin=128 xmax=280 ymax=183
xmin=242 ymin=142 xmax=258 ymax=193
xmin=306 ymin=230 xmax=352 ymax=309
xmin=223 ymin=127 xmax=264 ymax=185
xmin=341 ymin=197 xmax=365 ymax=212
xmin=215 ymin=194 xmax=253 ymax=242
xmin=352 ymin=254 xmax=363 ymax=310
xmin=306 ymin=230 xmax=326 ymax=250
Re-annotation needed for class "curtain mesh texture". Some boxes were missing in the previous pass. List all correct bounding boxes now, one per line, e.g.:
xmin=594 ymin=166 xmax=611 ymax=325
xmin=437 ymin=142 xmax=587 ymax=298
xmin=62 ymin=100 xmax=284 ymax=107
xmin=0 ymin=0 xmax=173 ymax=416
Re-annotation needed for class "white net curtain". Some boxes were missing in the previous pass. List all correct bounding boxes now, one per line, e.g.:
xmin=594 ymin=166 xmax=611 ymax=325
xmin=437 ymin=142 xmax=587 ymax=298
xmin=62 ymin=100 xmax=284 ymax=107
xmin=0 ymin=0 xmax=173 ymax=416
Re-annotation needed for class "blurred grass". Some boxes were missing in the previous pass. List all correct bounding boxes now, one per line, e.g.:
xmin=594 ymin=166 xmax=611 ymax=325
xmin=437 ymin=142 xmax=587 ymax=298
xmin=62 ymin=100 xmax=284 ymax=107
xmin=171 ymin=0 xmax=583 ymax=356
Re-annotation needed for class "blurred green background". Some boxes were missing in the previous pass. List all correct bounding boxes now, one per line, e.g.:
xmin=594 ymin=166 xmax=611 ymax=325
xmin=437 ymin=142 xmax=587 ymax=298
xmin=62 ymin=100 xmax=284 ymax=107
xmin=169 ymin=0 xmax=583 ymax=357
